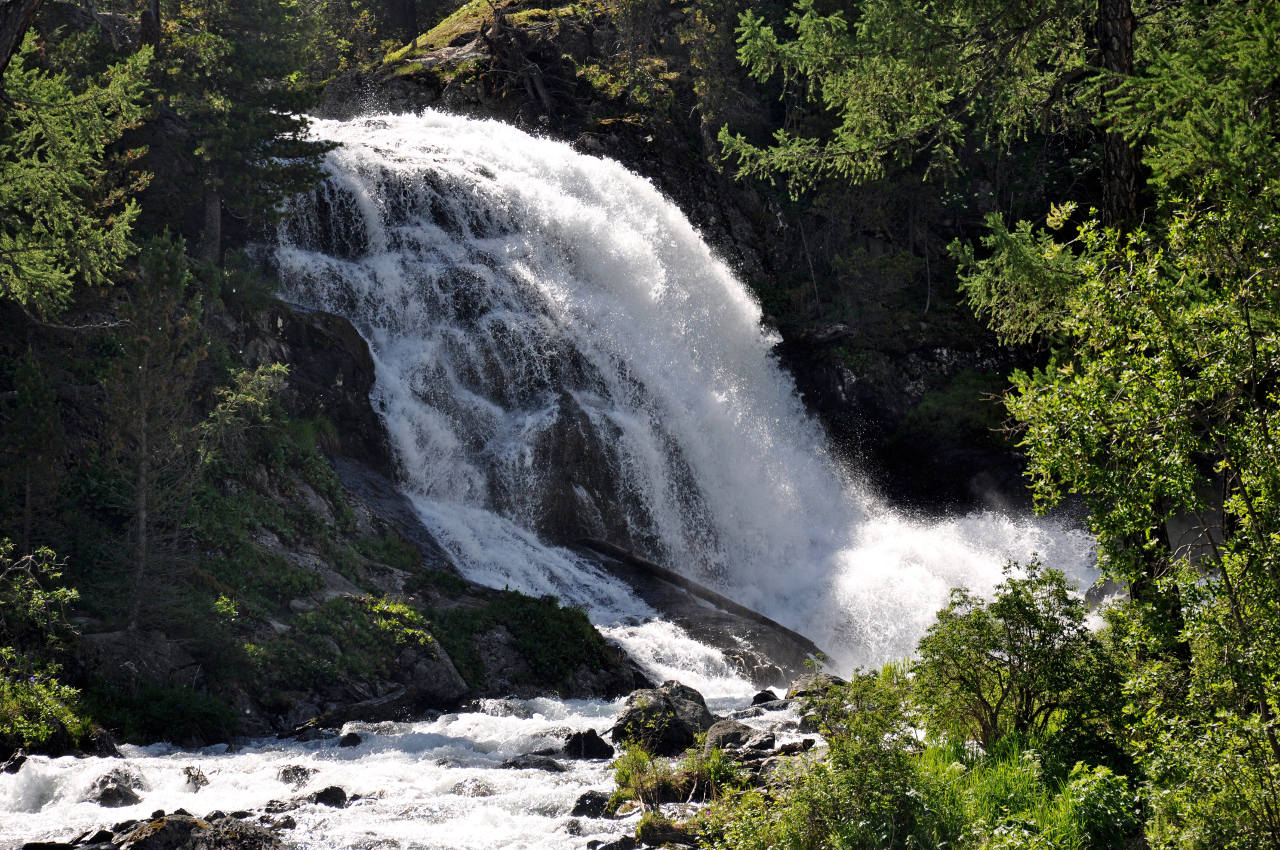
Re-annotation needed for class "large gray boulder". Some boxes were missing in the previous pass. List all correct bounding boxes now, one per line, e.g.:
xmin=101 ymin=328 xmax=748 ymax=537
xmin=610 ymin=680 xmax=715 ymax=756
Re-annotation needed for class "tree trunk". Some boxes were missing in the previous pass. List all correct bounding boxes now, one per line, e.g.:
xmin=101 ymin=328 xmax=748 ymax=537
xmin=200 ymin=183 xmax=221 ymax=265
xmin=1097 ymin=0 xmax=1140 ymax=225
xmin=0 ymin=0 xmax=42 ymax=77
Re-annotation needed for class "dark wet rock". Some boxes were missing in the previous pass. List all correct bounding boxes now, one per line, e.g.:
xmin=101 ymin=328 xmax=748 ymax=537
xmin=563 ymin=728 xmax=613 ymax=760
xmin=470 ymin=698 xmax=533 ymax=719
xmin=310 ymin=786 xmax=348 ymax=808
xmin=182 ymin=767 xmax=209 ymax=793
xmin=3 ymin=749 xmax=27 ymax=774
xmin=84 ymin=728 xmax=122 ymax=759
xmin=228 ymin=811 xmax=252 ymax=820
xmin=20 ymin=843 xmax=74 ymax=850
xmin=337 ymin=732 xmax=362 ymax=748
xmin=451 ymin=777 xmax=494 ymax=797
xmin=84 ymin=767 xmax=146 ymax=808
xmin=282 ymin=721 xmax=334 ymax=743
xmin=570 ymin=789 xmax=609 ymax=818
xmin=703 ymin=719 xmax=754 ymax=752
xmin=611 ymin=680 xmax=715 ymax=756
xmin=118 ymin=814 xmax=204 ymax=850
xmin=263 ymin=800 xmax=296 ymax=814
xmin=500 ymin=754 xmax=567 ymax=772
xmin=751 ymin=690 xmax=777 ymax=705
xmin=151 ymin=809 xmax=166 ymax=819
xmin=785 ymin=673 xmax=846 ymax=700
xmin=269 ymin=815 xmax=296 ymax=831
xmin=746 ymin=732 xmax=776 ymax=750
xmin=754 ymin=699 xmax=793 ymax=712
xmin=81 ymin=829 xmax=115 ymax=845
xmin=590 ymin=837 xmax=639 ymax=850
xmin=778 ymin=738 xmax=816 ymax=755
xmin=186 ymin=816 xmax=285 ymax=850
xmin=276 ymin=765 xmax=315 ymax=789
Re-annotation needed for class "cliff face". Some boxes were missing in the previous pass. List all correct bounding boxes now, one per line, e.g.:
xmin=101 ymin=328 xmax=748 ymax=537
xmin=320 ymin=0 xmax=1031 ymax=513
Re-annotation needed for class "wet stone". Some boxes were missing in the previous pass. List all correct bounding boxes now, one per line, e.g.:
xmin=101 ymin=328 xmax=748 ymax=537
xmin=311 ymin=786 xmax=348 ymax=808
xmin=337 ymin=732 xmax=362 ymax=748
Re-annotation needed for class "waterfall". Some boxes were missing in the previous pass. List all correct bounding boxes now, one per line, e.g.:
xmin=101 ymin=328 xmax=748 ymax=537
xmin=273 ymin=111 xmax=1095 ymax=671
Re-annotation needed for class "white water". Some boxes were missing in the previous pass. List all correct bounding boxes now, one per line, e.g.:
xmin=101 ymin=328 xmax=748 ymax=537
xmin=1 ymin=111 xmax=1096 ymax=849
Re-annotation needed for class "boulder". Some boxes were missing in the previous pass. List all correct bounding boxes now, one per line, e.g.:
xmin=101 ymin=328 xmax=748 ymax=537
xmin=610 ymin=680 xmax=715 ymax=756
xmin=702 ymin=719 xmax=753 ymax=752
xmin=751 ymin=690 xmax=777 ymax=705
xmin=185 ymin=816 xmax=285 ymax=850
xmin=84 ymin=767 xmax=146 ymax=808
xmin=3 ymin=749 xmax=27 ymax=774
xmin=570 ymin=789 xmax=609 ymax=818
xmin=500 ymin=754 xmax=567 ymax=772
xmin=563 ymin=728 xmax=613 ymax=760
xmin=785 ymin=672 xmax=846 ymax=700
xmin=337 ymin=732 xmax=362 ymax=748
xmin=117 ymin=814 xmax=204 ymax=850
xmin=275 ymin=765 xmax=314 ymax=789
xmin=309 ymin=786 xmax=347 ymax=808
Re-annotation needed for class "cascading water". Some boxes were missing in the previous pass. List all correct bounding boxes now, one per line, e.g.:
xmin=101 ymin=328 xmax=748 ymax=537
xmin=0 ymin=111 xmax=1097 ymax=850
xmin=273 ymin=111 xmax=1095 ymax=669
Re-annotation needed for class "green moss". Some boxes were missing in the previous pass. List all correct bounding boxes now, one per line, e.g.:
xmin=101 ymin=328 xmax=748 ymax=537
xmin=251 ymin=595 xmax=435 ymax=691
xmin=356 ymin=532 xmax=421 ymax=571
xmin=425 ymin=590 xmax=613 ymax=689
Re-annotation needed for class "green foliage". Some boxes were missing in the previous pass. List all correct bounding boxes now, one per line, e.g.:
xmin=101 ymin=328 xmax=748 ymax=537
xmin=719 ymin=0 xmax=1092 ymax=194
xmin=425 ymin=590 xmax=613 ymax=688
xmin=355 ymin=532 xmax=421 ymax=571
xmin=913 ymin=562 xmax=1117 ymax=749
xmin=80 ymin=677 xmax=238 ymax=745
xmin=0 ymin=34 xmax=150 ymax=316
xmin=612 ymin=741 xmax=679 ymax=810
xmin=249 ymin=595 xmax=434 ymax=691
xmin=0 ymin=540 xmax=90 ymax=753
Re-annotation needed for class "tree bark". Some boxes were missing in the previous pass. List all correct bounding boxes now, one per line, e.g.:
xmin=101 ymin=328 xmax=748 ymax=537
xmin=1097 ymin=0 xmax=1141 ymax=225
xmin=0 ymin=0 xmax=42 ymax=78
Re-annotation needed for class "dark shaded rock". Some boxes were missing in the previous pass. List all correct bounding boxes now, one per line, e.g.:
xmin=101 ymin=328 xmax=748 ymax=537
xmin=611 ymin=680 xmax=715 ymax=756
xmin=118 ymin=815 xmax=203 ymax=850
xmin=186 ymin=817 xmax=284 ymax=850
xmin=703 ymin=719 xmax=753 ymax=752
xmin=563 ymin=728 xmax=613 ymax=760
xmin=500 ymin=754 xmax=567 ymax=772
xmin=20 ymin=843 xmax=73 ymax=850
xmin=310 ymin=786 xmax=347 ymax=808
xmin=228 ymin=812 xmax=252 ymax=820
xmin=590 ymin=837 xmax=639 ymax=850
xmin=182 ymin=767 xmax=209 ymax=793
xmin=3 ymin=749 xmax=27 ymax=773
xmin=754 ymin=699 xmax=793 ymax=712
xmin=786 ymin=673 xmax=846 ymax=700
xmin=270 ymin=815 xmax=296 ymax=831
xmin=746 ymin=732 xmax=775 ymax=750
xmin=778 ymin=738 xmax=816 ymax=755
xmin=637 ymin=816 xmax=695 ymax=846
xmin=751 ymin=690 xmax=777 ymax=705
xmin=570 ymin=789 xmax=609 ymax=818
xmin=231 ymin=302 xmax=392 ymax=476
xmin=84 ymin=728 xmax=122 ymax=759
xmin=84 ymin=767 xmax=146 ymax=808
xmin=151 ymin=809 xmax=166 ymax=819
xmin=275 ymin=765 xmax=315 ymax=789
xmin=337 ymin=732 xmax=362 ymax=748
xmin=263 ymin=800 xmax=296 ymax=814
xmin=82 ymin=830 xmax=115 ymax=845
